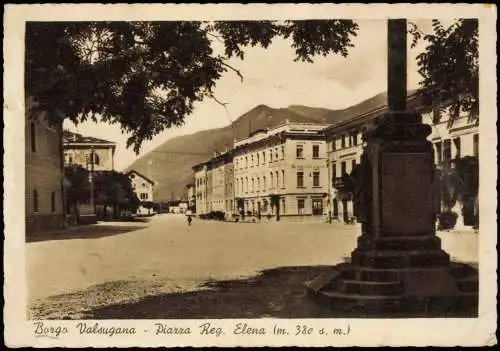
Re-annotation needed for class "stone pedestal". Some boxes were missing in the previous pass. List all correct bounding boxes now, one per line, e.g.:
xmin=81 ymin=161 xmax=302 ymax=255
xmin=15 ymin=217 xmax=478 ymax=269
xmin=306 ymin=112 xmax=478 ymax=316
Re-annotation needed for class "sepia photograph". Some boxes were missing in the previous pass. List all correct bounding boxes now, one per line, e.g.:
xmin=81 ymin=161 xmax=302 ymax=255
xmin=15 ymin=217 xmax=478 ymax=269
xmin=4 ymin=3 xmax=497 ymax=348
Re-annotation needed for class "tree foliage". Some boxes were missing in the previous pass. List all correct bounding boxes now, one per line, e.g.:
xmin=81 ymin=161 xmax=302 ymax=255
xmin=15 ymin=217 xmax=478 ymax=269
xmin=64 ymin=164 xmax=90 ymax=209
xmin=26 ymin=20 xmax=359 ymax=153
xmin=409 ymin=19 xmax=478 ymax=124
xmin=93 ymin=170 xmax=140 ymax=217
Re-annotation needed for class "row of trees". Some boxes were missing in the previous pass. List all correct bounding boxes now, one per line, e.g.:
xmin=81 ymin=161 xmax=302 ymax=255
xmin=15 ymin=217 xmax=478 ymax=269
xmin=64 ymin=164 xmax=141 ymax=222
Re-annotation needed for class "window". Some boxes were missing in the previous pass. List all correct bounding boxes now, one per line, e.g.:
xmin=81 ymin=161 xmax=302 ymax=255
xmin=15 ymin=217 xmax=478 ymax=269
xmin=270 ymin=172 xmax=274 ymax=188
xmin=270 ymin=150 xmax=273 ymax=162
xmin=245 ymin=156 xmax=248 ymax=168
xmin=33 ymin=190 xmax=38 ymax=212
xmin=30 ymin=122 xmax=37 ymax=152
xmin=245 ymin=177 xmax=248 ymax=193
xmin=94 ymin=153 xmax=100 ymax=165
xmin=275 ymin=148 xmax=278 ymax=161
xmin=281 ymin=146 xmax=285 ymax=159
xmin=51 ymin=191 xmax=56 ymax=213
xmin=263 ymin=176 xmax=266 ymax=190
xmin=296 ymin=145 xmax=304 ymax=158
xmin=443 ymin=140 xmax=452 ymax=162
xmin=251 ymin=155 xmax=254 ymax=167
xmin=312 ymin=199 xmax=323 ymax=215
xmin=262 ymin=151 xmax=266 ymax=163
xmin=297 ymin=172 xmax=304 ymax=187
xmin=257 ymin=153 xmax=260 ymax=166
xmin=281 ymin=170 xmax=285 ymax=188
xmin=332 ymin=138 xmax=337 ymax=151
xmin=312 ymin=145 xmax=319 ymax=158
xmin=298 ymin=199 xmax=305 ymax=215
xmin=435 ymin=142 xmax=443 ymax=163
xmin=282 ymin=198 xmax=286 ymax=215
xmin=332 ymin=162 xmax=337 ymax=182
xmin=313 ymin=171 xmax=320 ymax=187
xmin=252 ymin=178 xmax=255 ymax=192
xmin=453 ymin=137 xmax=461 ymax=159
xmin=341 ymin=161 xmax=347 ymax=177
xmin=341 ymin=135 xmax=346 ymax=148
xmin=275 ymin=171 xmax=279 ymax=189
xmin=352 ymin=132 xmax=358 ymax=146
xmin=257 ymin=177 xmax=260 ymax=191
xmin=473 ymin=134 xmax=479 ymax=157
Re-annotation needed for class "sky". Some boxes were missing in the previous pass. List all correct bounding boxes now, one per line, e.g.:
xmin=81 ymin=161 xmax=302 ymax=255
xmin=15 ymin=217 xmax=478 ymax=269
xmin=64 ymin=19 xmax=433 ymax=171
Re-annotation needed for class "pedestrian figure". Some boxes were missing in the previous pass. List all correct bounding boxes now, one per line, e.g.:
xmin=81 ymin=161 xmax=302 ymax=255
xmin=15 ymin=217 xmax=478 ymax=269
xmin=186 ymin=209 xmax=193 ymax=226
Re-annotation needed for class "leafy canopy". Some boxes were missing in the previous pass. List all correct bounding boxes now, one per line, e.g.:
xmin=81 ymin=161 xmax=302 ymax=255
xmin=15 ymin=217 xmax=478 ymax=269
xmin=27 ymin=19 xmax=479 ymax=153
xmin=26 ymin=20 xmax=359 ymax=153
xmin=409 ymin=19 xmax=478 ymax=124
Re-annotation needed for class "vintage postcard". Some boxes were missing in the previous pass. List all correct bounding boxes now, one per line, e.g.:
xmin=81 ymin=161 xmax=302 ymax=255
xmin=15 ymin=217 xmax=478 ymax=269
xmin=3 ymin=3 xmax=497 ymax=348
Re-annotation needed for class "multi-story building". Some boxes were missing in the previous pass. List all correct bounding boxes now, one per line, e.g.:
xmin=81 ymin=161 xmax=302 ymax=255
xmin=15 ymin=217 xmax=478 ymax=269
xmin=63 ymin=130 xmax=116 ymax=171
xmin=233 ymin=122 xmax=330 ymax=218
xmin=127 ymin=170 xmax=155 ymax=202
xmin=324 ymin=93 xmax=421 ymax=223
xmin=423 ymin=107 xmax=479 ymax=229
xmin=323 ymin=92 xmax=479 ymax=230
xmin=185 ymin=183 xmax=196 ymax=212
xmin=25 ymin=98 xmax=65 ymax=233
xmin=193 ymin=151 xmax=233 ymax=215
xmin=211 ymin=152 xmax=234 ymax=213
xmin=193 ymin=162 xmax=210 ymax=215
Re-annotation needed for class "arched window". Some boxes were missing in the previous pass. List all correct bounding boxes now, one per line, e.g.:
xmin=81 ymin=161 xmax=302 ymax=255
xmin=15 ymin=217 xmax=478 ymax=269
xmin=257 ymin=177 xmax=260 ymax=191
xmin=270 ymin=172 xmax=274 ymax=189
xmin=263 ymin=176 xmax=266 ymax=190
xmin=275 ymin=171 xmax=279 ymax=189
xmin=282 ymin=170 xmax=285 ymax=188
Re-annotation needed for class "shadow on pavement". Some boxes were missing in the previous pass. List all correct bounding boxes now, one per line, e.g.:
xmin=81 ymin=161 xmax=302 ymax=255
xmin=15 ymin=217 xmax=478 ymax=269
xmin=83 ymin=265 xmax=477 ymax=320
xmin=26 ymin=223 xmax=148 ymax=243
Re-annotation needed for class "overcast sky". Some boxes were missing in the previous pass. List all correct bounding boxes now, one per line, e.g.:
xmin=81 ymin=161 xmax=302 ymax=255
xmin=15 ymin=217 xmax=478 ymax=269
xmin=64 ymin=19 xmax=433 ymax=170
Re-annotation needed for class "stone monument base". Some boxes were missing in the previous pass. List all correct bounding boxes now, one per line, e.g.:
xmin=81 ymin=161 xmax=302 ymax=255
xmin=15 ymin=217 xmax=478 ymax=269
xmin=306 ymin=234 xmax=478 ymax=317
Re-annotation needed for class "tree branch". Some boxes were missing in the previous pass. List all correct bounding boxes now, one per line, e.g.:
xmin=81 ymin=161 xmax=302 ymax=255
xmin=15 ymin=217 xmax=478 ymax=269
xmin=208 ymin=93 xmax=228 ymax=107
xmin=220 ymin=61 xmax=244 ymax=82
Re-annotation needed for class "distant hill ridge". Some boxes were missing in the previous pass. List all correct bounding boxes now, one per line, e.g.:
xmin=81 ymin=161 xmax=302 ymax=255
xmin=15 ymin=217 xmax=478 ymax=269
xmin=126 ymin=91 xmax=395 ymax=201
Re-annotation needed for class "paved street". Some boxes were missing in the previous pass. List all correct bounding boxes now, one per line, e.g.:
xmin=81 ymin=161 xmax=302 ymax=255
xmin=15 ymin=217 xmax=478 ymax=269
xmin=27 ymin=214 xmax=478 ymax=319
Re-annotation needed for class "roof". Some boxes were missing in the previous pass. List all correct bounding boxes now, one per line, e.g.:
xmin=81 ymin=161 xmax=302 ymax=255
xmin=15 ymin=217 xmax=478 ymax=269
xmin=63 ymin=130 xmax=116 ymax=146
xmin=126 ymin=170 xmax=155 ymax=184
xmin=322 ymin=90 xmax=421 ymax=133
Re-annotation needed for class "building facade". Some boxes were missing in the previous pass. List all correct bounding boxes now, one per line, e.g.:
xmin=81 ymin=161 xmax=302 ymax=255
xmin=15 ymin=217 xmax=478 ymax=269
xmin=186 ymin=183 xmax=196 ymax=212
xmin=63 ymin=130 xmax=116 ymax=171
xmin=233 ymin=122 xmax=330 ymax=218
xmin=193 ymin=151 xmax=234 ymax=215
xmin=324 ymin=93 xmax=479 ymax=229
xmin=25 ymin=99 xmax=65 ymax=233
xmin=193 ymin=163 xmax=209 ymax=215
xmin=127 ymin=170 xmax=155 ymax=202
xmin=423 ymin=108 xmax=479 ymax=229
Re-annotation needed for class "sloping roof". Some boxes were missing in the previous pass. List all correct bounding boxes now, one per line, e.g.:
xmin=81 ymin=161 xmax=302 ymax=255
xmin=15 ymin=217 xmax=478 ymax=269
xmin=126 ymin=170 xmax=155 ymax=184
xmin=63 ymin=130 xmax=116 ymax=145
